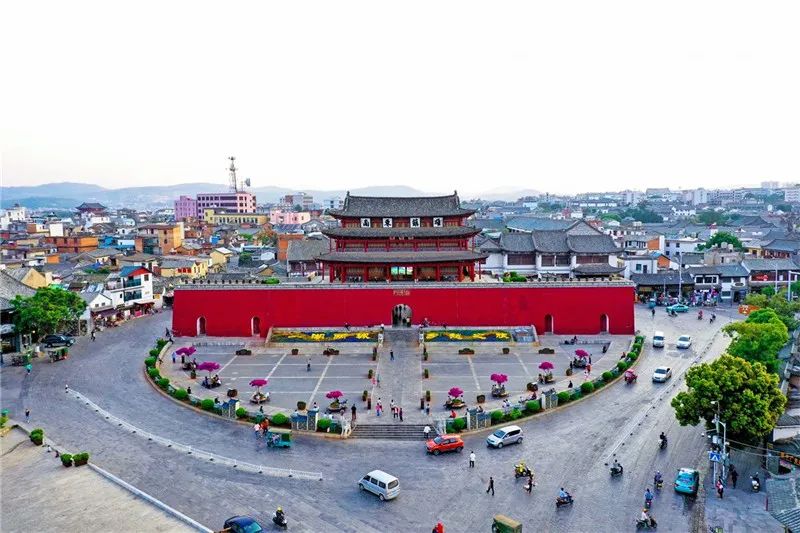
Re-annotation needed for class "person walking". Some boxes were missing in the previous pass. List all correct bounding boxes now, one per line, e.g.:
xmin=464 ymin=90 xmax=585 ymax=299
xmin=730 ymin=466 xmax=738 ymax=489
xmin=25 ymin=408 xmax=30 ymax=423
xmin=424 ymin=425 xmax=431 ymax=440
xmin=399 ymin=407 xmax=404 ymax=422
xmin=351 ymin=404 xmax=357 ymax=422
xmin=486 ymin=477 xmax=494 ymax=495
xmin=172 ymin=352 xmax=176 ymax=364
xmin=90 ymin=329 xmax=96 ymax=341
xmin=525 ymin=472 xmax=533 ymax=493
xmin=390 ymin=350 xmax=394 ymax=361
xmin=307 ymin=358 xmax=311 ymax=372
xmin=25 ymin=363 xmax=32 ymax=376
xmin=651 ymin=307 xmax=656 ymax=318
xmin=426 ymin=401 xmax=431 ymax=416
xmin=716 ymin=478 xmax=724 ymax=499
xmin=469 ymin=451 xmax=476 ymax=468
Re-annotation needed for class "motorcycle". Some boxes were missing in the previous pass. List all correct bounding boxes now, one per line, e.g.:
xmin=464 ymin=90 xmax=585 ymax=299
xmin=751 ymin=474 xmax=761 ymax=493
xmin=659 ymin=437 xmax=668 ymax=450
xmin=514 ymin=463 xmax=531 ymax=479
xmin=654 ymin=479 xmax=664 ymax=490
xmin=272 ymin=512 xmax=288 ymax=529
xmin=636 ymin=518 xmax=657 ymax=530
xmin=610 ymin=465 xmax=624 ymax=477
xmin=556 ymin=494 xmax=574 ymax=508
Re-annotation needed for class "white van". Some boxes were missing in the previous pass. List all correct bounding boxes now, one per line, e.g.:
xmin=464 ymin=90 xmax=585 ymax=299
xmin=652 ymin=331 xmax=665 ymax=348
xmin=486 ymin=425 xmax=524 ymax=448
xmin=358 ymin=470 xmax=400 ymax=501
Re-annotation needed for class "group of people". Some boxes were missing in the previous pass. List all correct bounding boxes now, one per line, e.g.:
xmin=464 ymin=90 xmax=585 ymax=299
xmin=202 ymin=374 xmax=221 ymax=388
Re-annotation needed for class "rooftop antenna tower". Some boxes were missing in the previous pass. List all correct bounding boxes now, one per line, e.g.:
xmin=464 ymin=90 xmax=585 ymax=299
xmin=228 ymin=156 xmax=238 ymax=192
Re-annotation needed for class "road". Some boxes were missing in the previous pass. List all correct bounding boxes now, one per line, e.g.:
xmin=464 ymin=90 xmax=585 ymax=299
xmin=1 ymin=305 xmax=737 ymax=532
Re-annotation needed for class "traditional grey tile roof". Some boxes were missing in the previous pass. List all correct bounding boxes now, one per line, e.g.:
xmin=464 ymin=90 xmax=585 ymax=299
xmin=630 ymin=272 xmax=694 ymax=286
xmin=686 ymin=265 xmax=722 ymax=275
xmin=716 ymin=264 xmax=749 ymax=277
xmin=161 ymin=259 xmax=196 ymax=269
xmin=468 ymin=218 xmax=506 ymax=231
xmin=77 ymin=248 xmax=122 ymax=260
xmin=287 ymin=237 xmax=331 ymax=263
xmin=743 ymin=258 xmax=800 ymax=271
xmin=531 ymin=231 xmax=569 ymax=253
xmin=0 ymin=269 xmax=36 ymax=310
xmin=506 ymin=217 xmax=573 ymax=232
xmin=328 ymin=192 xmax=474 ymax=218
xmin=76 ymin=202 xmax=107 ymax=210
xmin=475 ymin=235 xmax=503 ymax=252
xmin=566 ymin=234 xmax=621 ymax=253
xmin=572 ymin=264 xmax=625 ymax=274
xmin=322 ymin=226 xmax=479 ymax=239
xmin=499 ymin=233 xmax=535 ymax=252
xmin=3 ymin=267 xmax=38 ymax=282
xmin=763 ymin=239 xmax=800 ymax=253
xmin=767 ymin=476 xmax=800 ymax=531
xmin=315 ymin=250 xmax=488 ymax=264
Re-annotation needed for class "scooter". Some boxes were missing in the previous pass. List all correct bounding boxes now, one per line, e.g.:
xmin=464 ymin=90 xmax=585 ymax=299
xmin=751 ymin=474 xmax=761 ymax=492
xmin=272 ymin=512 xmax=288 ymax=529
xmin=644 ymin=497 xmax=653 ymax=510
xmin=556 ymin=494 xmax=574 ymax=508
xmin=654 ymin=479 xmax=664 ymax=490
xmin=514 ymin=464 xmax=532 ymax=479
xmin=610 ymin=465 xmax=624 ymax=477
xmin=636 ymin=518 xmax=657 ymax=530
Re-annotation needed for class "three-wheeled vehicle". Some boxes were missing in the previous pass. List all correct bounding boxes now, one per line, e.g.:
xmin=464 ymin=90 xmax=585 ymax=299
xmin=624 ymin=369 xmax=638 ymax=384
xmin=266 ymin=427 xmax=293 ymax=448
xmin=492 ymin=514 xmax=522 ymax=532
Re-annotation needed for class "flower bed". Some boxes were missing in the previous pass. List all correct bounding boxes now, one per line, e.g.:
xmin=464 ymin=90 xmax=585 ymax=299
xmin=271 ymin=331 xmax=377 ymax=343
xmin=425 ymin=329 xmax=511 ymax=342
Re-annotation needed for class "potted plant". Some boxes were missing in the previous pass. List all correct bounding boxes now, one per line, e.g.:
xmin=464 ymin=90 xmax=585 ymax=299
xmin=249 ymin=378 xmax=269 ymax=404
xmin=73 ymin=452 xmax=90 ymax=466
xmin=362 ymin=390 xmax=369 ymax=402
xmin=446 ymin=387 xmax=465 ymax=408
xmin=502 ymin=347 xmax=510 ymax=354
xmin=490 ymin=373 xmax=509 ymax=397
xmin=291 ymin=348 xmax=299 ymax=355
xmin=423 ymin=368 xmax=430 ymax=379
xmin=566 ymin=367 xmax=573 ymax=376
xmin=60 ymin=453 xmax=73 ymax=467
xmin=476 ymin=394 xmax=486 ymax=404
xmin=29 ymin=428 xmax=44 ymax=446
xmin=425 ymin=390 xmax=432 ymax=402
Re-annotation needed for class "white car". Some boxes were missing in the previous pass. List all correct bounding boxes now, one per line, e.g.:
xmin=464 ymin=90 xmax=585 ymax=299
xmin=676 ymin=335 xmax=692 ymax=349
xmin=652 ymin=366 xmax=672 ymax=383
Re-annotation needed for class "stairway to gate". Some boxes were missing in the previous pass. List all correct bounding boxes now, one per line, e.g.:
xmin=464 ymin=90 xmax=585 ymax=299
xmin=383 ymin=327 xmax=419 ymax=346
xmin=350 ymin=423 xmax=428 ymax=440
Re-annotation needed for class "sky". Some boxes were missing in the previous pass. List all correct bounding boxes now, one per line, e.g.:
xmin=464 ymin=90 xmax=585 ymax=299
xmin=2 ymin=1 xmax=799 ymax=196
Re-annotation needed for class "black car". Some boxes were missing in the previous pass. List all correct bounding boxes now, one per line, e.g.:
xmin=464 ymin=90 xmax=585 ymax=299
xmin=222 ymin=516 xmax=264 ymax=533
xmin=42 ymin=334 xmax=75 ymax=348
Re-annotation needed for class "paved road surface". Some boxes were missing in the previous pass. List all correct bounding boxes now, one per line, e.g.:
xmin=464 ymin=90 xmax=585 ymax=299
xmin=1 ymin=306 xmax=743 ymax=532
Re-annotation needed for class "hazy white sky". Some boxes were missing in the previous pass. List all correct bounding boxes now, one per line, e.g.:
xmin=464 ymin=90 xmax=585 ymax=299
xmin=2 ymin=1 xmax=799 ymax=195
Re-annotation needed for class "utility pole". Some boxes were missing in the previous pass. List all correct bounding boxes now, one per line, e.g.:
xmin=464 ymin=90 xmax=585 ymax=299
xmin=711 ymin=401 xmax=728 ymax=484
xmin=228 ymin=156 xmax=238 ymax=192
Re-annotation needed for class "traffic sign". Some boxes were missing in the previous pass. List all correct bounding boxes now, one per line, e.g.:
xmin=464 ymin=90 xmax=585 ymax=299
xmin=708 ymin=451 xmax=722 ymax=462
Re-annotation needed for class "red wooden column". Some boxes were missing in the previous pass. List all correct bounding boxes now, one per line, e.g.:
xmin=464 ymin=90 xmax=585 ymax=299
xmin=458 ymin=263 xmax=464 ymax=282
xmin=364 ymin=266 xmax=369 ymax=282
xmin=435 ymin=265 xmax=441 ymax=281
xmin=469 ymin=263 xmax=475 ymax=281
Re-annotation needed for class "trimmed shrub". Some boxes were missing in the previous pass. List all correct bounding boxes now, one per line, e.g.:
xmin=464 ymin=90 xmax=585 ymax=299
xmin=0 ymin=414 xmax=8 ymax=428
xmin=490 ymin=410 xmax=504 ymax=423
xmin=368 ymin=369 xmax=374 ymax=379
xmin=149 ymin=348 xmax=160 ymax=358
xmin=423 ymin=368 xmax=430 ymax=379
xmin=157 ymin=377 xmax=170 ymax=389
xmin=628 ymin=353 xmax=638 ymax=362
xmin=362 ymin=390 xmax=368 ymax=401
xmin=73 ymin=452 xmax=89 ymax=466
xmin=557 ymin=391 xmax=571 ymax=404
xmin=173 ymin=388 xmax=189 ymax=401
xmin=317 ymin=418 xmax=331 ymax=431
xmin=617 ymin=361 xmax=629 ymax=372
xmin=538 ymin=347 xmax=555 ymax=354
xmin=144 ymin=357 xmax=157 ymax=368
xmin=571 ymin=391 xmax=582 ymax=401
xmin=602 ymin=371 xmax=614 ymax=382
xmin=509 ymin=408 xmax=522 ymax=420
xmin=60 ymin=453 xmax=73 ymax=467
xmin=147 ymin=367 xmax=160 ymax=379
xmin=476 ymin=394 xmax=486 ymax=404
xmin=580 ymin=382 xmax=595 ymax=394
xmin=156 ymin=338 xmax=168 ymax=350
xmin=423 ymin=352 xmax=429 ymax=361
xmin=235 ymin=407 xmax=249 ymax=419
xmin=565 ymin=368 xmax=573 ymax=376
xmin=200 ymin=398 xmax=215 ymax=411
xmin=525 ymin=400 xmax=541 ymax=413
xmin=425 ymin=390 xmax=432 ymax=402
xmin=263 ymin=278 xmax=280 ymax=284
xmin=30 ymin=428 xmax=44 ymax=445
xmin=271 ymin=413 xmax=289 ymax=426
xmin=452 ymin=417 xmax=466 ymax=431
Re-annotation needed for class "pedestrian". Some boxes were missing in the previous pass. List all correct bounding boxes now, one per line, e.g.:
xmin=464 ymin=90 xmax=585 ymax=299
xmin=390 ymin=350 xmax=394 ymax=361
xmin=569 ymin=360 xmax=574 ymax=370
xmin=166 ymin=327 xmax=171 ymax=338
xmin=568 ymin=380 xmax=573 ymax=389
xmin=307 ymin=359 xmax=311 ymax=372
xmin=399 ymin=407 xmax=403 ymax=422
xmin=377 ymin=373 xmax=381 ymax=387
xmin=716 ymin=478 xmax=724 ymax=499
xmin=186 ymin=386 xmax=191 ymax=395
xmin=525 ymin=473 xmax=533 ymax=493
xmin=426 ymin=401 xmax=431 ymax=416
xmin=25 ymin=363 xmax=32 ymax=375
xmin=588 ymin=356 xmax=592 ymax=365
xmin=376 ymin=405 xmax=381 ymax=417
xmin=371 ymin=376 xmax=377 ymax=387
xmin=25 ymin=408 xmax=30 ymax=423
xmin=253 ymin=423 xmax=261 ymax=439
xmin=469 ymin=450 xmax=476 ymax=468
xmin=351 ymin=404 xmax=357 ymax=422
xmin=730 ymin=466 xmax=738 ymax=489
xmin=424 ymin=425 xmax=431 ymax=440
xmin=651 ymin=308 xmax=656 ymax=318
xmin=486 ymin=476 xmax=494 ymax=495
xmin=65 ymin=383 xmax=69 ymax=393
xmin=91 ymin=329 xmax=96 ymax=341
xmin=172 ymin=352 xmax=176 ymax=364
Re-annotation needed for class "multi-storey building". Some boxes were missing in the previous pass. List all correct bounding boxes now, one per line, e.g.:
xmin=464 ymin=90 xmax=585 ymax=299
xmin=44 ymin=234 xmax=99 ymax=254
xmin=137 ymin=224 xmax=184 ymax=254
xmin=196 ymin=192 xmax=256 ymax=217
xmin=174 ymin=196 xmax=198 ymax=221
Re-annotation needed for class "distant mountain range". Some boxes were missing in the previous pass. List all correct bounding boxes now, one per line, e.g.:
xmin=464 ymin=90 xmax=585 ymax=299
xmin=1 ymin=182 xmax=540 ymax=209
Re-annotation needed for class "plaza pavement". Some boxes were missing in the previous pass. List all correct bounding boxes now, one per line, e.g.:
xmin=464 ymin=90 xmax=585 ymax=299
xmin=0 ymin=304 xmax=785 ymax=532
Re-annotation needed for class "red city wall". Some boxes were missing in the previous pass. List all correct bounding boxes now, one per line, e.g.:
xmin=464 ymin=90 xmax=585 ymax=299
xmin=172 ymin=285 xmax=635 ymax=337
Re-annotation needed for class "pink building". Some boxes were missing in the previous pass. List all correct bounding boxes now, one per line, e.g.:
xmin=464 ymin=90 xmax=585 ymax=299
xmin=196 ymin=192 xmax=256 ymax=217
xmin=268 ymin=208 xmax=311 ymax=225
xmin=174 ymin=196 xmax=198 ymax=221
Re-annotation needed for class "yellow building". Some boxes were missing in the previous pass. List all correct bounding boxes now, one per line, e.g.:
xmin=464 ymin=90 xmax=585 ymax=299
xmin=209 ymin=247 xmax=234 ymax=268
xmin=138 ymin=224 xmax=184 ymax=253
xmin=158 ymin=257 xmax=209 ymax=279
xmin=2 ymin=266 xmax=50 ymax=289
xmin=203 ymin=208 xmax=269 ymax=226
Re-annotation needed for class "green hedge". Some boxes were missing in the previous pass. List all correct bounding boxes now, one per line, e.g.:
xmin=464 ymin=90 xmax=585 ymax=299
xmin=144 ymin=357 xmax=156 ymax=368
xmin=617 ymin=360 xmax=629 ymax=372
xmin=200 ymin=399 xmax=215 ymax=411
xmin=157 ymin=377 xmax=170 ymax=389
xmin=452 ymin=417 xmax=466 ymax=431
xmin=490 ymin=410 xmax=504 ymax=423
xmin=173 ymin=388 xmax=189 ymax=401
xmin=580 ymin=382 xmax=594 ymax=393
xmin=602 ymin=371 xmax=614 ymax=382
xmin=557 ymin=391 xmax=571 ymax=404
xmin=147 ymin=367 xmax=160 ymax=379
xmin=317 ymin=418 xmax=331 ymax=431
xmin=60 ymin=453 xmax=73 ymax=467
xmin=149 ymin=348 xmax=160 ymax=357
xmin=525 ymin=400 xmax=541 ymax=413
xmin=271 ymin=413 xmax=289 ymax=426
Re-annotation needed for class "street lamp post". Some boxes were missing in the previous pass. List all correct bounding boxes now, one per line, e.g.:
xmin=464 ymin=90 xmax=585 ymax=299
xmin=710 ymin=400 xmax=728 ymax=484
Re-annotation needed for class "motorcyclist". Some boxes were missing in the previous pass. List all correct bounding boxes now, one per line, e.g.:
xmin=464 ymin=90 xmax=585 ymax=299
xmin=654 ymin=471 xmax=663 ymax=487
xmin=639 ymin=508 xmax=657 ymax=528
xmin=558 ymin=487 xmax=570 ymax=501
xmin=515 ymin=461 xmax=529 ymax=476
xmin=274 ymin=507 xmax=286 ymax=525
xmin=644 ymin=488 xmax=654 ymax=507
xmin=611 ymin=459 xmax=623 ymax=475
xmin=659 ymin=432 xmax=667 ymax=448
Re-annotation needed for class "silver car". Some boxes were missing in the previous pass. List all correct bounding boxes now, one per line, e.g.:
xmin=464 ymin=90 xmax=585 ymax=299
xmin=652 ymin=366 xmax=672 ymax=383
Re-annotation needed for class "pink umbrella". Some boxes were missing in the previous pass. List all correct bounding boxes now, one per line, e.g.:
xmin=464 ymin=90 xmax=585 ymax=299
xmin=575 ymin=349 xmax=589 ymax=358
xmin=325 ymin=390 xmax=343 ymax=401
xmin=448 ymin=387 xmax=464 ymax=398
xmin=538 ymin=361 xmax=554 ymax=370
xmin=175 ymin=346 xmax=196 ymax=356
xmin=490 ymin=373 xmax=508 ymax=385
xmin=249 ymin=378 xmax=268 ymax=392
xmin=196 ymin=361 xmax=220 ymax=374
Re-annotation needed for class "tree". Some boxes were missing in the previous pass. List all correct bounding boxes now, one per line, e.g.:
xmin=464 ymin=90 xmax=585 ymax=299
xmin=698 ymin=231 xmax=742 ymax=251
xmin=672 ymin=355 xmax=785 ymax=445
xmin=761 ymin=286 xmax=776 ymax=297
xmin=620 ymin=207 xmax=663 ymax=223
xmin=601 ymin=213 xmax=621 ymax=222
xmin=695 ymin=211 xmax=729 ymax=225
xmin=11 ymin=287 xmax=87 ymax=340
xmin=724 ymin=316 xmax=788 ymax=374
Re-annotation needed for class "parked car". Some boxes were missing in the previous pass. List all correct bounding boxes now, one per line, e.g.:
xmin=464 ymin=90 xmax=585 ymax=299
xmin=676 ymin=335 xmax=692 ymax=349
xmin=42 ymin=334 xmax=74 ymax=348
xmin=426 ymin=434 xmax=464 ymax=455
xmin=667 ymin=304 xmax=689 ymax=313
xmin=222 ymin=516 xmax=264 ymax=533
xmin=674 ymin=468 xmax=700 ymax=495
xmin=652 ymin=366 xmax=672 ymax=383
xmin=487 ymin=425 xmax=523 ymax=448
xmin=358 ymin=470 xmax=400 ymax=501
xmin=652 ymin=331 xmax=665 ymax=348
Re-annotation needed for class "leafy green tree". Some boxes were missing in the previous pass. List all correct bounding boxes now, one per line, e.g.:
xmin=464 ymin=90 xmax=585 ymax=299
xmin=695 ymin=211 xmax=729 ymax=225
xmin=744 ymin=293 xmax=768 ymax=308
xmin=672 ymin=355 xmax=785 ymax=445
xmin=698 ymin=231 xmax=742 ymax=251
xmin=620 ymin=207 xmax=663 ymax=223
xmin=724 ymin=317 xmax=788 ymax=374
xmin=11 ymin=287 xmax=87 ymax=340
xmin=601 ymin=213 xmax=621 ymax=222
xmin=761 ymin=286 xmax=776 ymax=297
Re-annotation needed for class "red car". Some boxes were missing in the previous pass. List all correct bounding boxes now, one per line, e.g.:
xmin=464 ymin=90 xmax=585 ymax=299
xmin=426 ymin=434 xmax=464 ymax=455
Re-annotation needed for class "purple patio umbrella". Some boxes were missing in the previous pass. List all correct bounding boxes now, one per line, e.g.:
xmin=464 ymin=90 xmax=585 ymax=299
xmin=326 ymin=390 xmax=343 ymax=401
xmin=448 ymin=387 xmax=464 ymax=399
xmin=538 ymin=361 xmax=554 ymax=371
xmin=249 ymin=378 xmax=268 ymax=393
xmin=490 ymin=373 xmax=508 ymax=385
xmin=196 ymin=361 xmax=220 ymax=374
xmin=175 ymin=346 xmax=196 ymax=356
xmin=574 ymin=349 xmax=589 ymax=358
